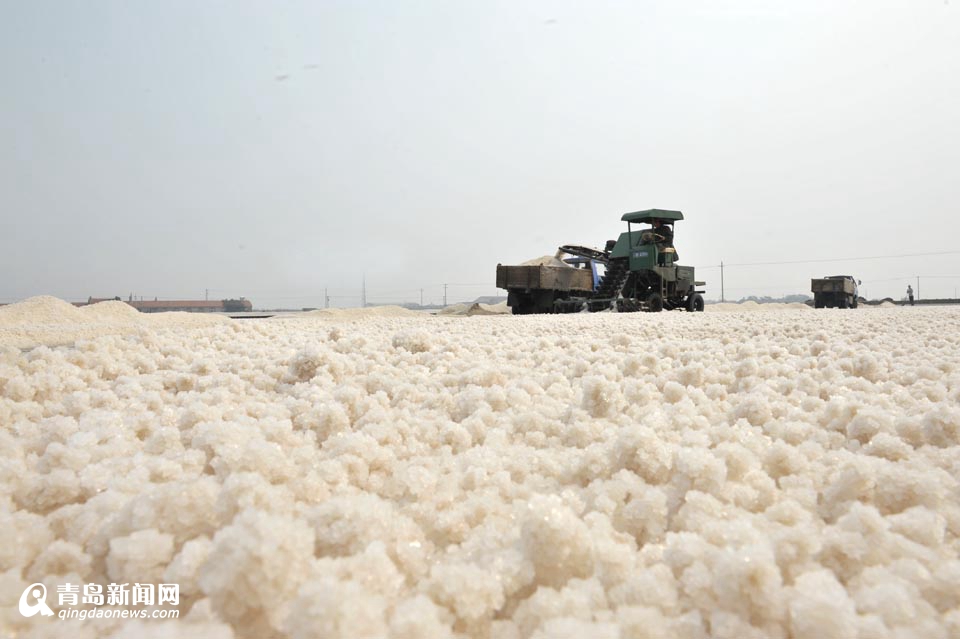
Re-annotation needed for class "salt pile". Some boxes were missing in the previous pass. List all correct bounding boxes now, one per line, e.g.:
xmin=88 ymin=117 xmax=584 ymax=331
xmin=439 ymin=302 xmax=511 ymax=316
xmin=297 ymin=306 xmax=425 ymax=319
xmin=2 ymin=298 xmax=959 ymax=638
xmin=0 ymin=297 xmax=227 ymax=349
xmin=520 ymin=255 xmax=570 ymax=268
xmin=706 ymin=301 xmax=812 ymax=312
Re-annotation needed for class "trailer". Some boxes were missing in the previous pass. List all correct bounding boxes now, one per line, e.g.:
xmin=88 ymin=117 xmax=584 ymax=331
xmin=495 ymin=261 xmax=595 ymax=314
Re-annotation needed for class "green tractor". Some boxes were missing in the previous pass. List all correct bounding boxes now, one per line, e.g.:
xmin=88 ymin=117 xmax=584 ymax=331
xmin=498 ymin=209 xmax=706 ymax=313
xmin=589 ymin=209 xmax=704 ymax=312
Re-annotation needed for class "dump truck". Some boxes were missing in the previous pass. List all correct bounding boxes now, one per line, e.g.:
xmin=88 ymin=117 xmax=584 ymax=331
xmin=811 ymin=275 xmax=860 ymax=309
xmin=496 ymin=209 xmax=706 ymax=314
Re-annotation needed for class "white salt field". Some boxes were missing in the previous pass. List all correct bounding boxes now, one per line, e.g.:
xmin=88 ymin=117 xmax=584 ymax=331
xmin=2 ymin=297 xmax=959 ymax=638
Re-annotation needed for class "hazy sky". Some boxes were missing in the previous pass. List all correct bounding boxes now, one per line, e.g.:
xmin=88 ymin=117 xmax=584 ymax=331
xmin=3 ymin=0 xmax=959 ymax=307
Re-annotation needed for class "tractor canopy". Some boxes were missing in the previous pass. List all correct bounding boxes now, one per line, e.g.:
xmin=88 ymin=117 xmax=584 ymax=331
xmin=621 ymin=209 xmax=684 ymax=224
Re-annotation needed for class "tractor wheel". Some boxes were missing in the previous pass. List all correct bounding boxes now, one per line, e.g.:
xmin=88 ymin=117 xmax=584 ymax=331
xmin=838 ymin=298 xmax=847 ymax=309
xmin=646 ymin=293 xmax=663 ymax=313
xmin=686 ymin=293 xmax=704 ymax=313
xmin=814 ymin=298 xmax=823 ymax=309
xmin=851 ymin=297 xmax=859 ymax=309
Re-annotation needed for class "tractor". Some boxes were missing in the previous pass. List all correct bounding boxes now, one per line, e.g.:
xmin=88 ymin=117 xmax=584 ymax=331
xmin=496 ymin=209 xmax=706 ymax=313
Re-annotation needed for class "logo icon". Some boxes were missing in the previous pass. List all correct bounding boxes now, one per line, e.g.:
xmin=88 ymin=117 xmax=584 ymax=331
xmin=19 ymin=583 xmax=55 ymax=618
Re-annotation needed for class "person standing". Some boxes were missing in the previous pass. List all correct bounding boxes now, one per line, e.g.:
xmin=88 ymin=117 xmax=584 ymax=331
xmin=907 ymin=284 xmax=914 ymax=306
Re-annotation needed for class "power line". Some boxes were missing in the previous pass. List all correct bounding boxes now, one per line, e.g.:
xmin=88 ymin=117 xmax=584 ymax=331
xmin=696 ymin=249 xmax=960 ymax=269
xmin=861 ymin=275 xmax=960 ymax=285
xmin=860 ymin=277 xmax=911 ymax=284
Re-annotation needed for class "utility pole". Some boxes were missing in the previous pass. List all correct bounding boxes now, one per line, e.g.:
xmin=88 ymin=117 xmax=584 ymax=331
xmin=324 ymin=288 xmax=329 ymax=309
xmin=443 ymin=284 xmax=448 ymax=307
xmin=420 ymin=288 xmax=424 ymax=307
xmin=362 ymin=275 xmax=367 ymax=308
xmin=720 ymin=261 xmax=725 ymax=302
xmin=205 ymin=289 xmax=209 ymax=301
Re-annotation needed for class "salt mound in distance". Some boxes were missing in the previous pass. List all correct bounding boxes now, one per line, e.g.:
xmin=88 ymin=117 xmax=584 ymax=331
xmin=78 ymin=300 xmax=145 ymax=321
xmin=298 ymin=305 xmax=424 ymax=319
xmin=468 ymin=301 xmax=510 ymax=316
xmin=437 ymin=303 xmax=471 ymax=316
xmin=0 ymin=295 xmax=87 ymax=325
xmin=0 ymin=296 xmax=228 ymax=348
xmin=439 ymin=301 xmax=511 ymax=316
xmin=706 ymin=301 xmax=812 ymax=312
xmin=77 ymin=300 xmax=227 ymax=328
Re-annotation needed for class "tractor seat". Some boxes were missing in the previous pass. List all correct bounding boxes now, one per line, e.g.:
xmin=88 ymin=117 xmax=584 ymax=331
xmin=659 ymin=246 xmax=677 ymax=266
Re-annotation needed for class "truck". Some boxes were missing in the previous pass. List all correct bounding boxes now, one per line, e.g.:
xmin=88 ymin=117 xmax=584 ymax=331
xmin=811 ymin=275 xmax=861 ymax=309
xmin=496 ymin=209 xmax=706 ymax=314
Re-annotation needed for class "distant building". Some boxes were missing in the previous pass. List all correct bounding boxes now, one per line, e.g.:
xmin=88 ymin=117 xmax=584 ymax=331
xmin=84 ymin=297 xmax=253 ymax=313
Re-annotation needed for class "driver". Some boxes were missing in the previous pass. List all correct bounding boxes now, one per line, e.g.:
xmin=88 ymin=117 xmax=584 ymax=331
xmin=652 ymin=218 xmax=673 ymax=246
